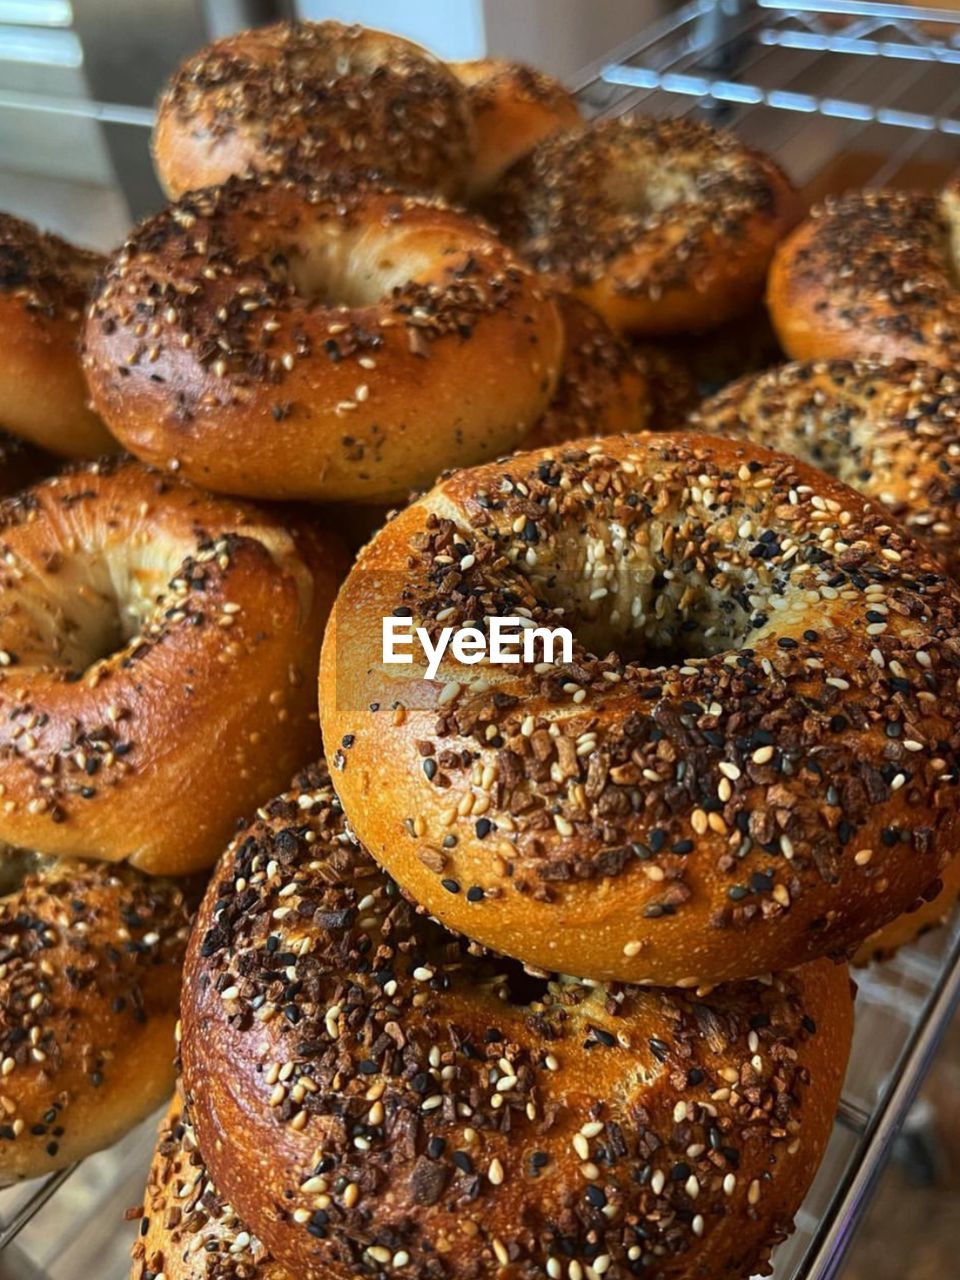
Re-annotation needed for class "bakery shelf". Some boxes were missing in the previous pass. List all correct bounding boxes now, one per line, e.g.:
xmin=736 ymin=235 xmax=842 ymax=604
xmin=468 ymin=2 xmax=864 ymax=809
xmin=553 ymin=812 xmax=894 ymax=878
xmin=1 ymin=2 xmax=960 ymax=1276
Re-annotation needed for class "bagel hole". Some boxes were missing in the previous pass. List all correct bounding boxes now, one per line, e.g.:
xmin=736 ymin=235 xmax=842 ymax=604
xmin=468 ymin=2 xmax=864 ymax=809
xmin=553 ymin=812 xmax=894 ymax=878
xmin=276 ymin=231 xmax=443 ymax=309
xmin=271 ymin=220 xmax=450 ymax=309
xmin=606 ymin=163 xmax=702 ymax=218
xmin=497 ymin=959 xmax=552 ymax=1007
xmin=8 ymin=537 xmax=197 ymax=674
xmin=525 ymin=518 xmax=775 ymax=669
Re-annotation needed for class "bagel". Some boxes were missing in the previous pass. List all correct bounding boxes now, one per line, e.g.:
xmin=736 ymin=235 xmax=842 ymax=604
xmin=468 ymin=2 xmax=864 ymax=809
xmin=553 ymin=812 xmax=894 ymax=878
xmin=318 ymin=302 xmax=692 ymax=538
xmin=0 ymin=851 xmax=190 ymax=1182
xmin=523 ymin=297 xmax=656 ymax=449
xmin=854 ymin=852 xmax=960 ymax=964
xmin=181 ymin=764 xmax=853 ymax=1280
xmin=690 ymin=359 xmax=960 ymax=577
xmin=82 ymin=171 xmax=564 ymax=504
xmin=320 ymin=432 xmax=960 ymax=987
xmin=318 ymin=299 xmax=675 ymax=553
xmin=153 ymin=20 xmax=475 ymax=200
xmin=0 ymin=459 xmax=342 ymax=876
xmin=452 ymin=59 xmax=581 ymax=197
xmin=767 ymin=189 xmax=960 ymax=365
xmin=133 ymin=1097 xmax=285 ymax=1280
xmin=490 ymin=117 xmax=803 ymax=336
xmin=0 ymin=213 xmax=116 ymax=458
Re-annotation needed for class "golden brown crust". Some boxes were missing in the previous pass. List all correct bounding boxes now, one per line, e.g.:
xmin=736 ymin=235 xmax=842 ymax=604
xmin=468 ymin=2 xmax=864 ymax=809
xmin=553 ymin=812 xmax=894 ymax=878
xmin=854 ymin=851 xmax=960 ymax=964
xmin=0 ymin=852 xmax=190 ymax=1183
xmin=133 ymin=1097 xmax=286 ymax=1280
xmin=82 ymin=171 xmax=564 ymax=504
xmin=320 ymin=432 xmax=960 ymax=986
xmin=153 ymin=20 xmax=475 ymax=199
xmin=0 ymin=459 xmax=343 ymax=876
xmin=767 ymin=190 xmax=960 ymax=365
xmin=691 ymin=359 xmax=960 ymax=577
xmin=490 ymin=117 xmax=803 ymax=336
xmin=0 ymin=213 xmax=116 ymax=458
xmin=523 ymin=297 xmax=654 ymax=448
xmin=452 ymin=58 xmax=581 ymax=197
xmin=181 ymin=764 xmax=853 ymax=1280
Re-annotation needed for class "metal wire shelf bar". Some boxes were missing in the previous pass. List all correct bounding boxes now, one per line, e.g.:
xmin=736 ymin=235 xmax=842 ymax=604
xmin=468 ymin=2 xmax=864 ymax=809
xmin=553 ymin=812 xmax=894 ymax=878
xmin=760 ymin=0 xmax=960 ymax=24
xmin=803 ymin=924 xmax=960 ymax=1280
xmin=601 ymin=64 xmax=960 ymax=132
xmin=0 ymin=88 xmax=153 ymax=125
xmin=593 ymin=0 xmax=960 ymax=132
xmin=757 ymin=30 xmax=960 ymax=64
xmin=0 ymin=1166 xmax=76 ymax=1252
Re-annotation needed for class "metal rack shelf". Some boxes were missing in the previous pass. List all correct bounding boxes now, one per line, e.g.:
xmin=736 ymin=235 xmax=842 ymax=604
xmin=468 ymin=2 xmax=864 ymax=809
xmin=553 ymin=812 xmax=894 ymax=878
xmin=0 ymin=2 xmax=959 ymax=1276
xmin=574 ymin=0 xmax=960 ymax=195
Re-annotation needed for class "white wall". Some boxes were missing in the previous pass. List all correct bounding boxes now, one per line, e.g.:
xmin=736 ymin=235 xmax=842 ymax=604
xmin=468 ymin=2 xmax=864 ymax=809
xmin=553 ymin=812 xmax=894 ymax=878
xmin=296 ymin=0 xmax=486 ymax=60
xmin=483 ymin=0 xmax=660 ymax=79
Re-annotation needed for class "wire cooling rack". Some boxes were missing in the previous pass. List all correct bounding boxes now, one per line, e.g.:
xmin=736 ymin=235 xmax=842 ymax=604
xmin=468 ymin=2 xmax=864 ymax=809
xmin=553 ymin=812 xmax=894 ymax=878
xmin=573 ymin=0 xmax=960 ymax=194
xmin=1 ymin=3 xmax=960 ymax=1276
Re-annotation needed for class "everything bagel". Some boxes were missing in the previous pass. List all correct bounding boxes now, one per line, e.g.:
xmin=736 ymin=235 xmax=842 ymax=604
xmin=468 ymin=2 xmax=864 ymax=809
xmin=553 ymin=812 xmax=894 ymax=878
xmin=490 ymin=117 xmax=802 ymax=336
xmin=82 ymin=172 xmax=563 ymax=503
xmin=0 ymin=213 xmax=115 ymax=458
xmin=693 ymin=363 xmax=960 ymax=962
xmin=181 ymin=764 xmax=853 ymax=1280
xmin=153 ymin=20 xmax=475 ymax=199
xmin=524 ymin=297 xmax=657 ymax=448
xmin=0 ymin=852 xmax=190 ymax=1182
xmin=854 ymin=853 xmax=960 ymax=964
xmin=690 ymin=359 xmax=960 ymax=577
xmin=767 ymin=189 xmax=960 ymax=365
xmin=452 ymin=58 xmax=581 ymax=197
xmin=321 ymin=433 xmax=960 ymax=987
xmin=0 ymin=459 xmax=342 ymax=876
xmin=133 ymin=1097 xmax=285 ymax=1280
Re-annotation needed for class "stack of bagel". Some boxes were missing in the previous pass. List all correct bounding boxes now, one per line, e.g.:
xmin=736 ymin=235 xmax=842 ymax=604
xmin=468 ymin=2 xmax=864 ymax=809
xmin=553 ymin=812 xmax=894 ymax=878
xmin=0 ymin=16 xmax=956 ymax=1280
